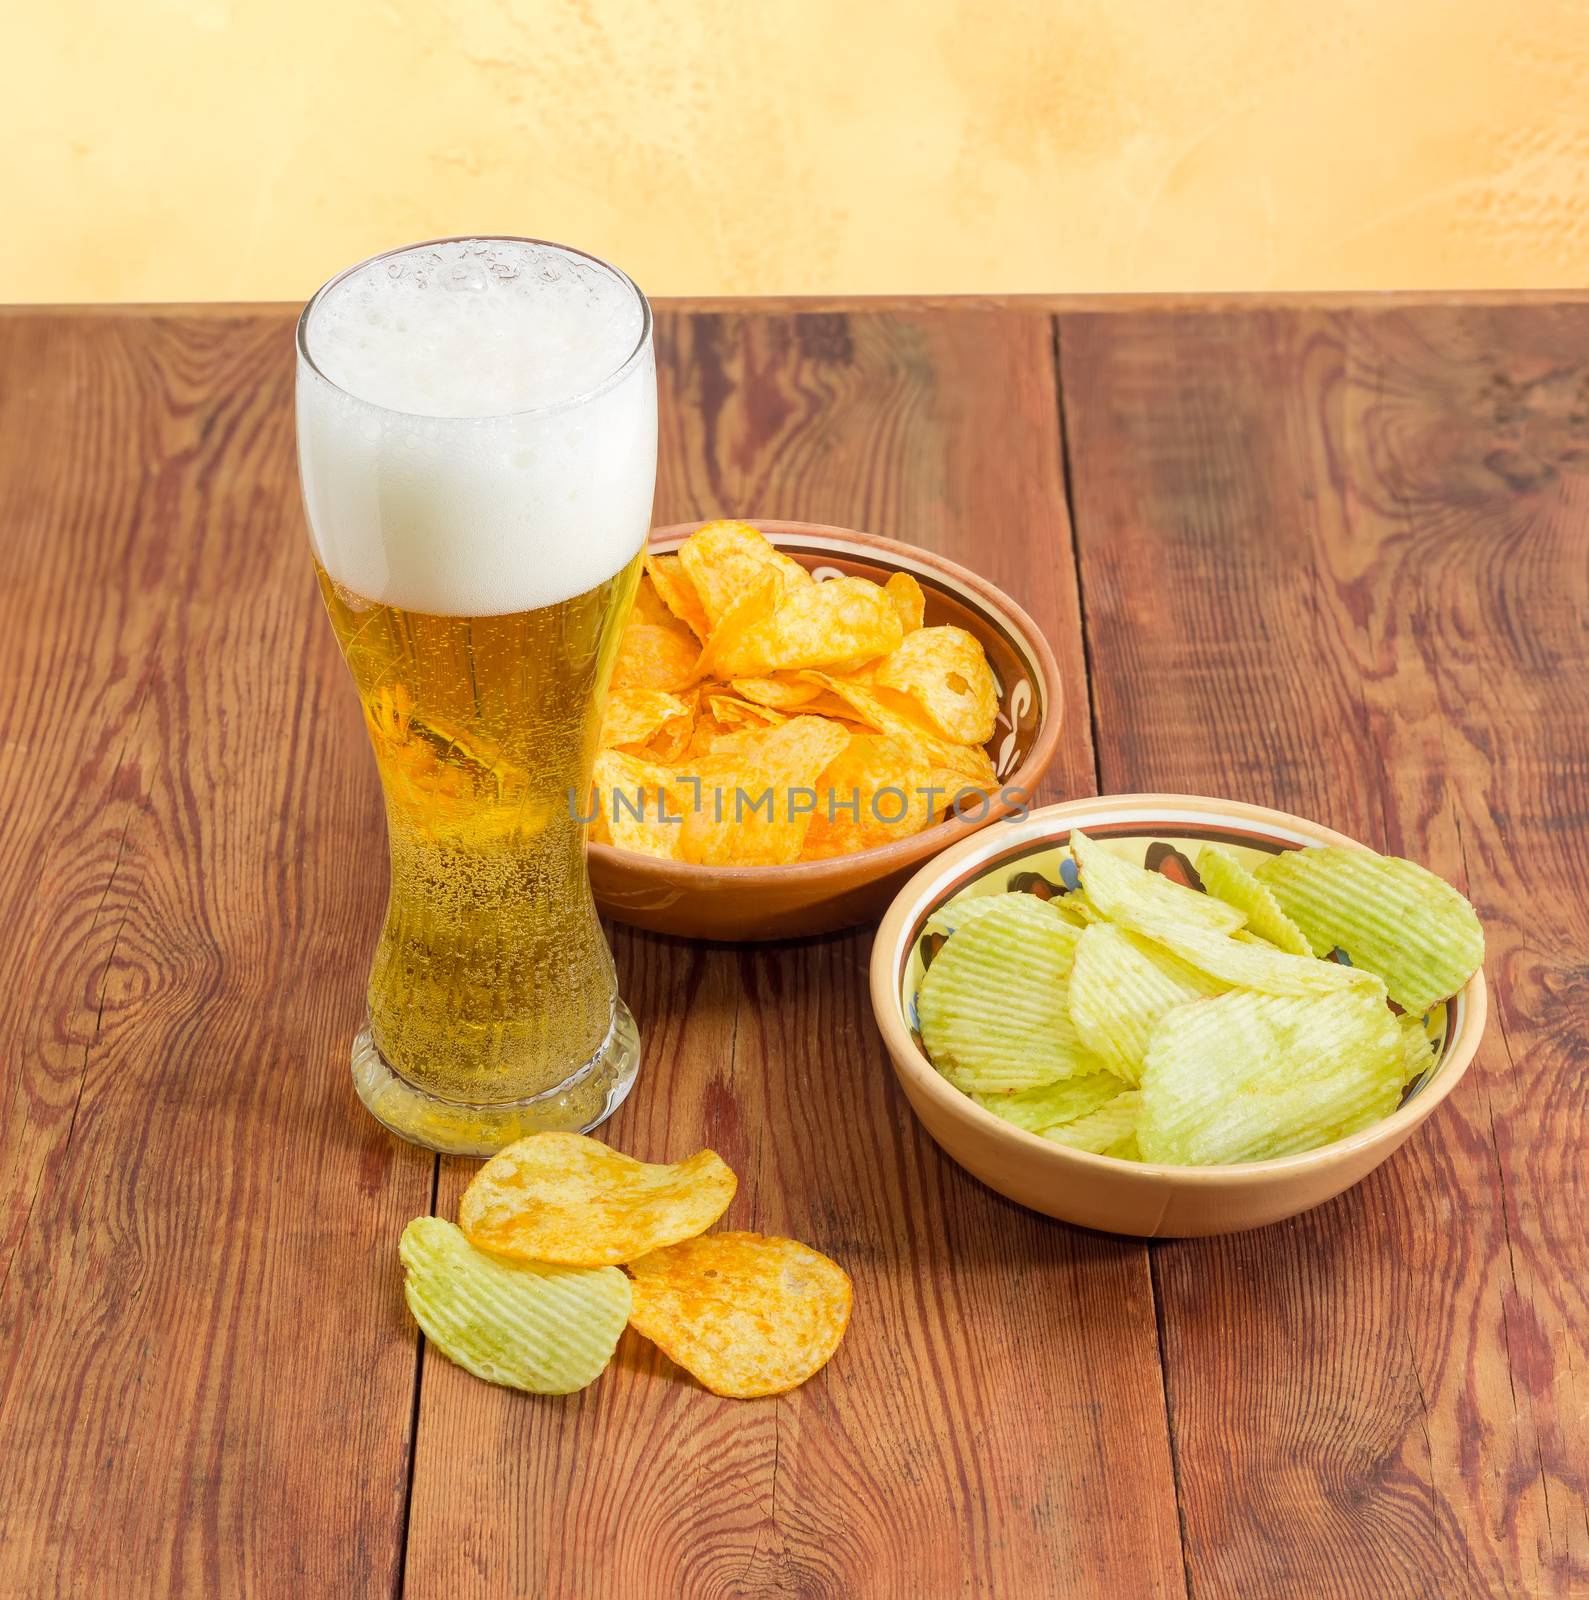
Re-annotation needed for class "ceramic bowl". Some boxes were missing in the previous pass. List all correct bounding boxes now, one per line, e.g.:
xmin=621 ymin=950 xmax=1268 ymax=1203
xmin=870 ymin=793 xmax=1487 ymax=1237
xmin=587 ymin=521 xmax=1065 ymax=941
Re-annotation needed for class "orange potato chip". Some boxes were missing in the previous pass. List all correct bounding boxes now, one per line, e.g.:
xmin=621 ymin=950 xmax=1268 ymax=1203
xmin=459 ymin=1132 xmax=738 ymax=1267
xmin=689 ymin=573 xmax=783 ymax=683
xmin=801 ymin=733 xmax=942 ymax=860
xmin=707 ymin=576 xmax=904 ymax=679
xmin=644 ymin=552 xmax=712 ymax=642
xmin=707 ymin=693 xmax=788 ymax=728
xmin=676 ymin=520 xmax=813 ymax=629
xmin=626 ymin=1232 xmax=853 ymax=1398
xmin=874 ymin=625 xmax=999 ymax=745
xmin=602 ymin=524 xmax=999 ymax=865
xmin=611 ymin=623 xmax=699 ymax=693
xmin=884 ymin=571 xmax=927 ymax=633
xmin=589 ymin=750 xmax=683 ymax=858
xmin=799 ymin=669 xmax=996 ymax=786
xmin=678 ymin=715 xmax=850 ymax=865
xmin=637 ymin=689 xmax=699 ymax=763
xmin=601 ymin=687 xmax=693 ymax=751
xmin=629 ymin=573 xmax=680 ymax=631
xmin=729 ymin=675 xmax=826 ymax=710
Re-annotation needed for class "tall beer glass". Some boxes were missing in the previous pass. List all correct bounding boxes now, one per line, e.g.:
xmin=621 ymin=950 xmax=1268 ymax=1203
xmin=296 ymin=237 xmax=654 ymax=1154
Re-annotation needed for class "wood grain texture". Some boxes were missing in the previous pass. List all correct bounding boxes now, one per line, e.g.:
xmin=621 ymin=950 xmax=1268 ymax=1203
xmin=1060 ymin=305 xmax=1589 ymax=1599
xmin=7 ymin=296 xmax=1584 ymax=1600
xmin=0 ymin=310 xmax=433 ymax=1596
xmin=399 ymin=309 xmax=1187 ymax=1600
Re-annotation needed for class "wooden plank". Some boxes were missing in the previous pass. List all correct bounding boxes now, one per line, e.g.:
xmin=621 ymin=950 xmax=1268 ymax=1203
xmin=0 ymin=310 xmax=431 ymax=1595
xmin=400 ymin=308 xmax=1187 ymax=1599
xmin=1060 ymin=304 xmax=1589 ymax=1598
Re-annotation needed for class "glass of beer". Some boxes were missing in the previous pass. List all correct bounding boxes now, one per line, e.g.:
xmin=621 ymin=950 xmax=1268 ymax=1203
xmin=295 ymin=237 xmax=655 ymax=1154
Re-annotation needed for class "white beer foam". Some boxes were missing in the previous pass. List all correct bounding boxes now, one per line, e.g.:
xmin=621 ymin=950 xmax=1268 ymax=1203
xmin=297 ymin=239 xmax=656 ymax=617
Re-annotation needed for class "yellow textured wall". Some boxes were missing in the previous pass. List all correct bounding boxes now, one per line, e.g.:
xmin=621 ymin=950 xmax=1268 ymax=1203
xmin=7 ymin=0 xmax=1588 ymax=303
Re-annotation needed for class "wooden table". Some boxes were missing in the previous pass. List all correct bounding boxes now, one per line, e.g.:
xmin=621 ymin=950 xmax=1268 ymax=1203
xmin=3 ymin=294 xmax=1586 ymax=1599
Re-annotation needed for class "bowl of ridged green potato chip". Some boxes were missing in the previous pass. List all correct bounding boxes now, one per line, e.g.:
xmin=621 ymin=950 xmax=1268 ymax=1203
xmin=869 ymin=795 xmax=1487 ymax=1236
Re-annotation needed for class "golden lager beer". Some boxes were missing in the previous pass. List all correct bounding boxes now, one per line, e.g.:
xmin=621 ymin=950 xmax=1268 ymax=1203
xmin=296 ymin=238 xmax=656 ymax=1153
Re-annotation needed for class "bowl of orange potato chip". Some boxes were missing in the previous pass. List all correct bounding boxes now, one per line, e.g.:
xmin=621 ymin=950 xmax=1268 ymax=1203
xmin=870 ymin=794 xmax=1487 ymax=1236
xmin=588 ymin=519 xmax=1064 ymax=939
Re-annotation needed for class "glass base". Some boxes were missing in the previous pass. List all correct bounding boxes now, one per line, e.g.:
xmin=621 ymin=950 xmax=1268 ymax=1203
xmin=350 ymin=1001 xmax=641 ymax=1156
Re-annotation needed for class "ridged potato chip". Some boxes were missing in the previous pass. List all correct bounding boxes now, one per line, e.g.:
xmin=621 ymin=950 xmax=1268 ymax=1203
xmin=1070 ymin=830 xmax=1245 ymax=935
xmin=884 ymin=571 xmax=926 ymax=633
xmin=974 ymin=1071 xmax=1123 ymax=1135
xmin=1137 ymin=988 xmax=1403 ymax=1165
xmin=626 ymin=1232 xmax=852 ymax=1398
xmin=399 ymin=1216 xmax=631 ymax=1394
xmin=1254 ymin=845 xmax=1484 ymax=1013
xmin=459 ymin=1133 xmax=738 ymax=1266
xmin=1397 ymin=1011 xmax=1437 ymax=1087
xmin=1043 ymin=1090 xmax=1142 ymax=1157
xmin=918 ymin=896 xmax=1105 ymax=1091
xmin=923 ymin=891 xmax=1033 ymax=939
xmin=1194 ymin=845 xmax=1312 ymax=956
xmin=1068 ymin=923 xmax=1226 ymax=1084
xmin=644 ymin=551 xmax=711 ymax=641
xmin=874 ymin=625 xmax=999 ymax=745
xmin=675 ymin=520 xmax=812 ymax=629
xmin=1112 ymin=906 xmax=1383 ymax=999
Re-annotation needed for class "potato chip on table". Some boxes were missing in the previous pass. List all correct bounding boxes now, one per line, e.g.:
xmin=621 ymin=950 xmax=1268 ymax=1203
xmin=626 ymin=1232 xmax=853 ymax=1398
xmin=399 ymin=1216 xmax=631 ymax=1394
xmin=459 ymin=1132 xmax=738 ymax=1266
